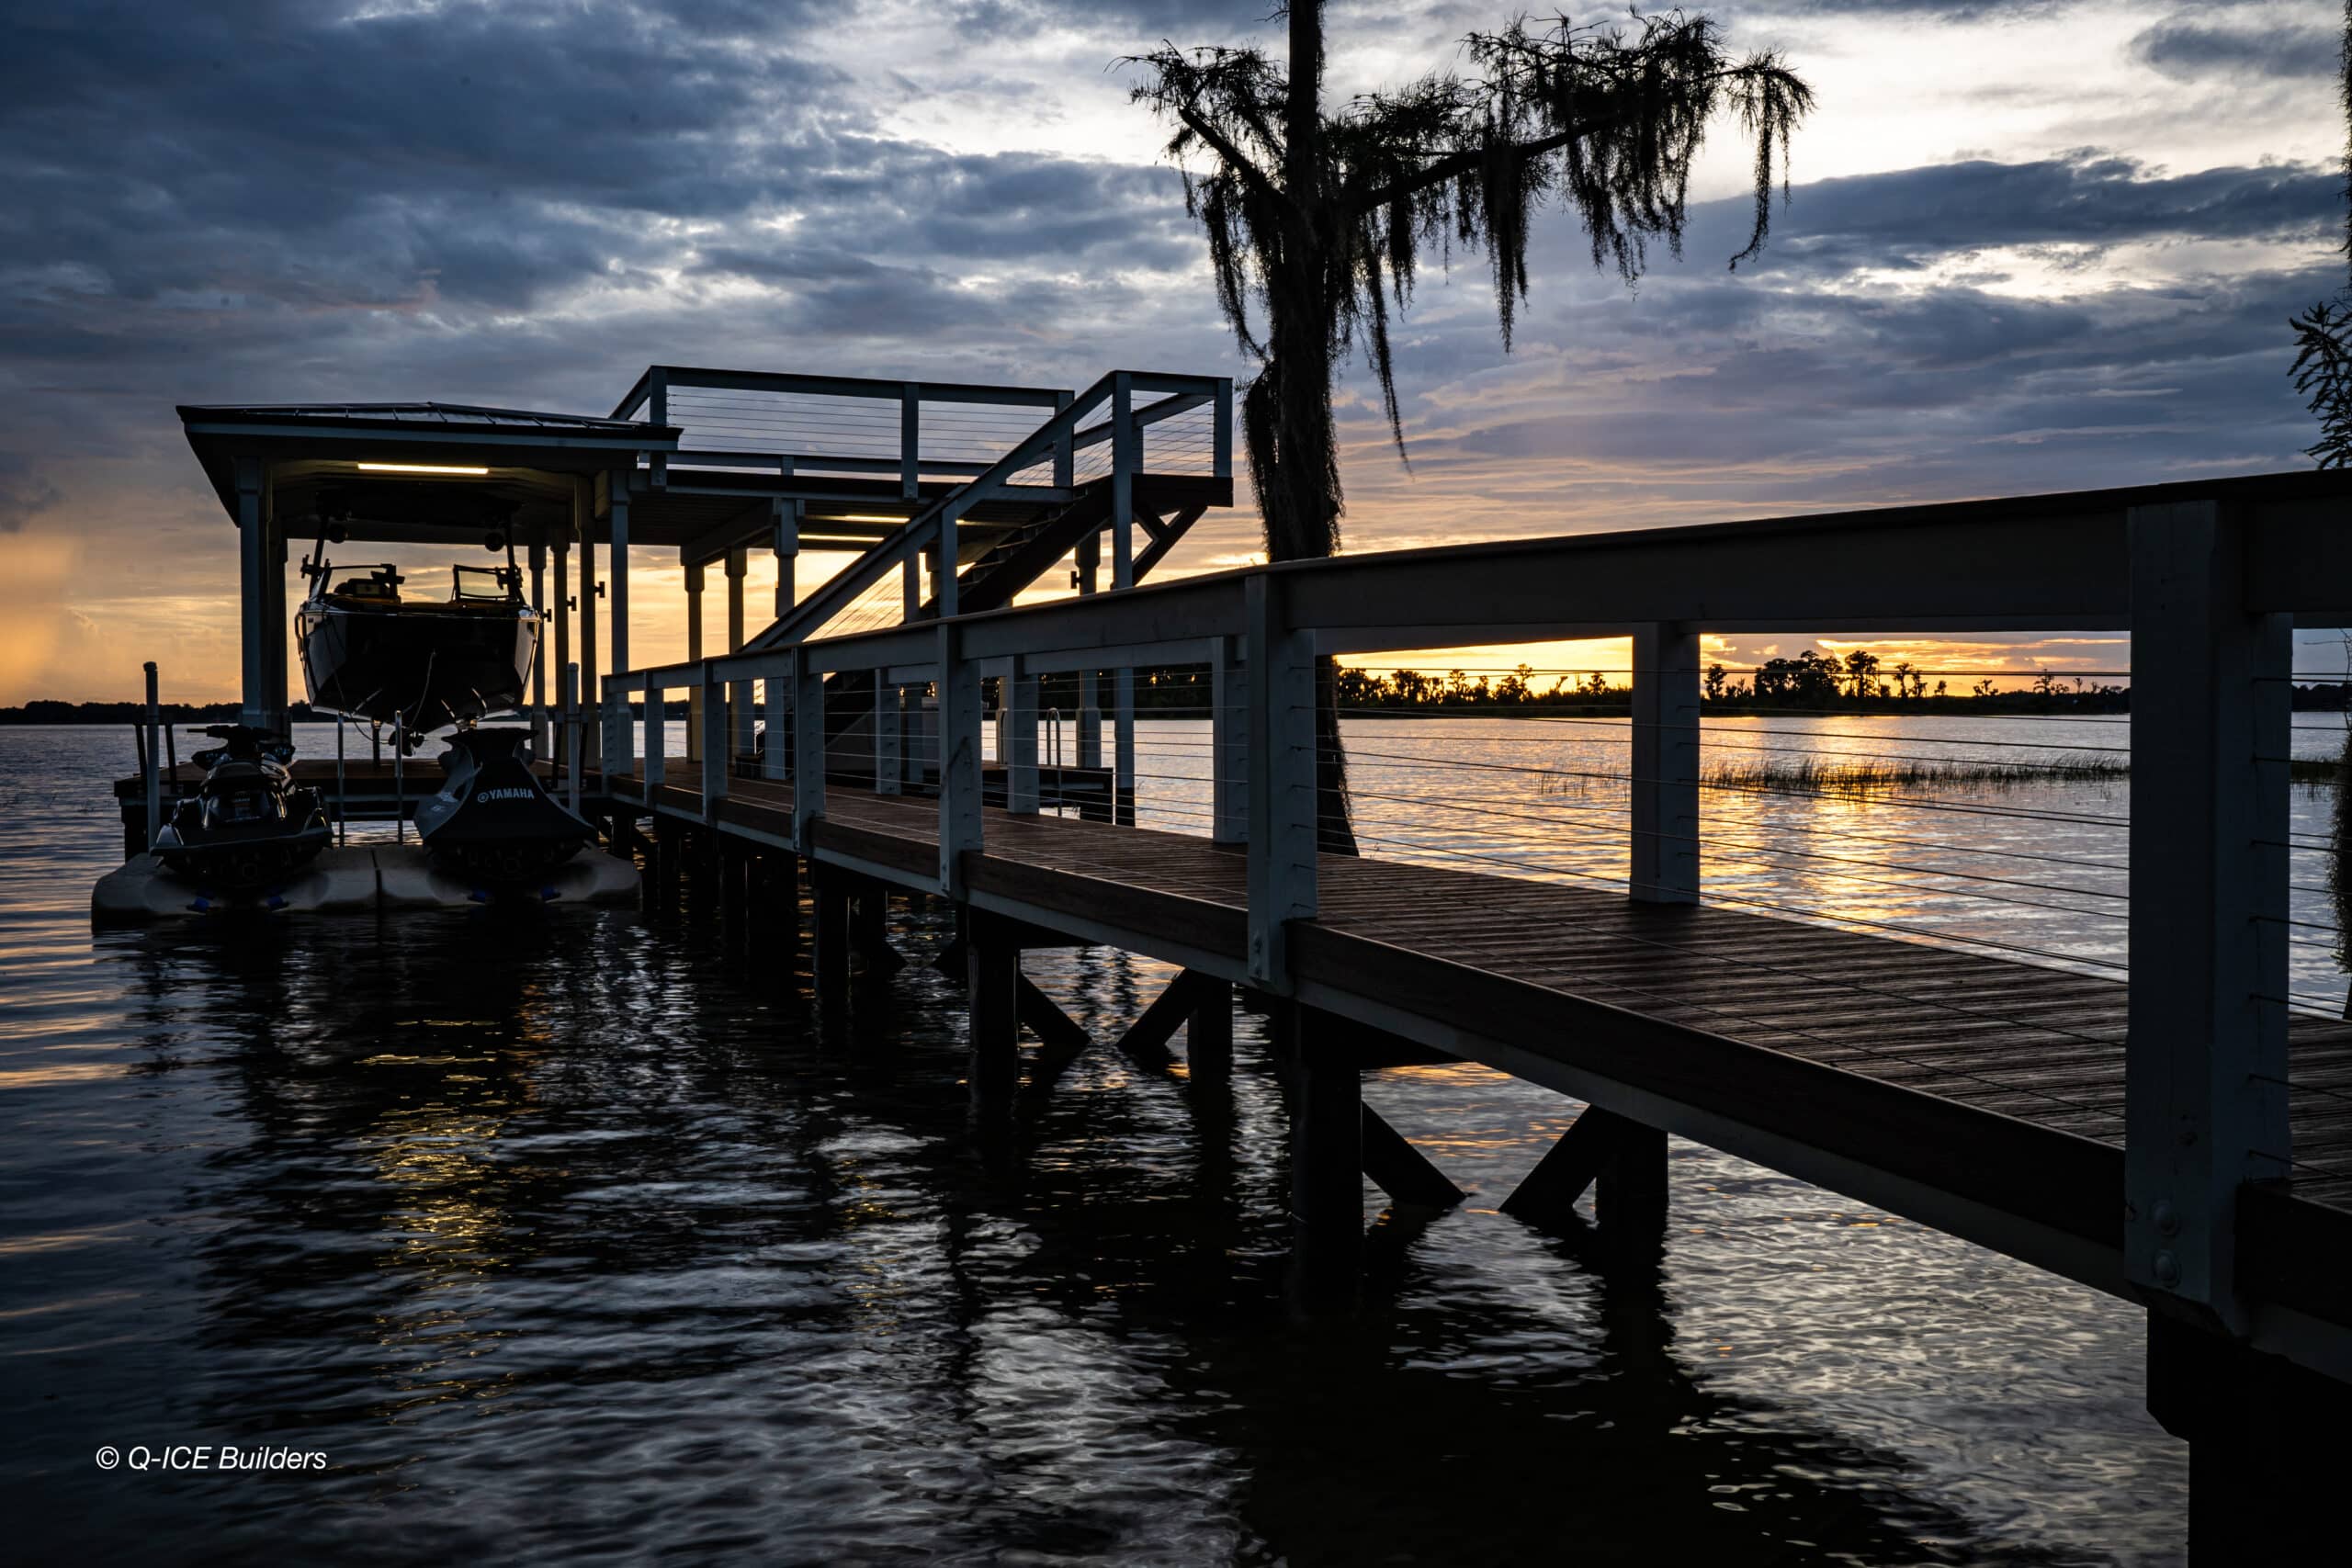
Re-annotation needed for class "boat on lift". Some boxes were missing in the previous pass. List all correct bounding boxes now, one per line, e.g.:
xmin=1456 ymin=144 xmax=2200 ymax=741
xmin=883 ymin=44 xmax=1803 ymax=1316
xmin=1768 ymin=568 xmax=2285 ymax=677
xmin=296 ymin=541 xmax=539 ymax=741
xmin=152 ymin=726 xmax=332 ymax=889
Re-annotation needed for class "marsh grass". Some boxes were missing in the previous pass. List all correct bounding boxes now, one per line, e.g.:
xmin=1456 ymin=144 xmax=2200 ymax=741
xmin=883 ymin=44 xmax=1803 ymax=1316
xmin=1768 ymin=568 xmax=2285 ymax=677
xmin=1698 ymin=753 xmax=2131 ymax=797
xmin=1533 ymin=750 xmax=2348 ymax=803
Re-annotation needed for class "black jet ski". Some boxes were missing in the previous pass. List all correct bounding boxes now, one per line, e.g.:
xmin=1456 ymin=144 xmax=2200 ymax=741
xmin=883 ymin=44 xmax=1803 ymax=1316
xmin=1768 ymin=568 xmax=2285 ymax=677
xmin=153 ymin=727 xmax=332 ymax=888
xmin=297 ymin=555 xmax=538 ymax=743
xmin=413 ymin=728 xmax=594 ymax=882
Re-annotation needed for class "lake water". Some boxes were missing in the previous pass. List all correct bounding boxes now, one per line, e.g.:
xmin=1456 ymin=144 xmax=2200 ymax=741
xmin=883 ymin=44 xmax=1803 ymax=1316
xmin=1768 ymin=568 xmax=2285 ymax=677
xmin=6 ymin=714 xmax=2344 ymax=1564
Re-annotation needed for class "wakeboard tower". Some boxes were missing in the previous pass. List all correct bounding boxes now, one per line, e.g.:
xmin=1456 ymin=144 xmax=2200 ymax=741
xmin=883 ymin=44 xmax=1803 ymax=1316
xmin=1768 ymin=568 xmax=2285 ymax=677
xmin=297 ymin=549 xmax=538 ymax=743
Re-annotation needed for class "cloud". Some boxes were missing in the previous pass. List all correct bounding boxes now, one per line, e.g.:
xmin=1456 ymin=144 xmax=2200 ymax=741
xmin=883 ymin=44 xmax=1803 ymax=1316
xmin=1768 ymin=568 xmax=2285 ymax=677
xmin=2131 ymin=15 xmax=2345 ymax=81
xmin=1705 ymin=152 xmax=2338 ymax=278
xmin=0 ymin=454 xmax=62 ymax=533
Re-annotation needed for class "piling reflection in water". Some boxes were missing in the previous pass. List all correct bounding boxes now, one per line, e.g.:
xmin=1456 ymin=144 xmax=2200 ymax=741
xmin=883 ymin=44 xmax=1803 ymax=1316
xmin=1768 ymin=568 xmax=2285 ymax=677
xmin=0 ymin=728 xmax=2183 ymax=1563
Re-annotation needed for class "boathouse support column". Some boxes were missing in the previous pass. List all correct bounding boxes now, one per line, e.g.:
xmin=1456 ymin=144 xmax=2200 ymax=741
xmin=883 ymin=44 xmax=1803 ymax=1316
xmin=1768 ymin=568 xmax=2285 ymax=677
xmin=1629 ymin=623 xmax=1701 ymax=903
xmin=550 ymin=542 xmax=570 ymax=762
xmin=263 ymin=479 xmax=289 ymax=736
xmin=684 ymin=561 xmax=705 ymax=763
xmin=604 ymin=478 xmax=631 ymax=772
xmin=2125 ymin=500 xmax=2289 ymax=1335
xmin=726 ymin=547 xmax=752 ymax=762
xmin=529 ymin=542 xmax=548 ymax=754
xmin=236 ymin=457 xmax=268 ymax=731
xmin=574 ymin=479 xmax=599 ymax=771
xmin=772 ymin=496 xmax=798 ymax=621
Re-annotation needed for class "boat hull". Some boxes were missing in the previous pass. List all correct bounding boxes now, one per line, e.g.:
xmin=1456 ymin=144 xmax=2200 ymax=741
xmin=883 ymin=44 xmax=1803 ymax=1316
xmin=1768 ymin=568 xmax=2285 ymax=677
xmin=299 ymin=602 xmax=537 ymax=734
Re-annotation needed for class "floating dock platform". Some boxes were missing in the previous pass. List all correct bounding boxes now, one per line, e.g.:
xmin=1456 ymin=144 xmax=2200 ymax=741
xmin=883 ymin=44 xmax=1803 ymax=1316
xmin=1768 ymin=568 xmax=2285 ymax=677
xmin=92 ymin=845 xmax=639 ymax=923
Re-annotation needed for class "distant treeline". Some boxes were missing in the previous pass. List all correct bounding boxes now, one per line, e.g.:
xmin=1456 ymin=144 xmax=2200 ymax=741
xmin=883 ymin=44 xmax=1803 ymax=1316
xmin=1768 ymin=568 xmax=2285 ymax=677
xmin=1 ymin=700 xmax=335 ymax=726
xmin=1333 ymin=655 xmax=2352 ymax=716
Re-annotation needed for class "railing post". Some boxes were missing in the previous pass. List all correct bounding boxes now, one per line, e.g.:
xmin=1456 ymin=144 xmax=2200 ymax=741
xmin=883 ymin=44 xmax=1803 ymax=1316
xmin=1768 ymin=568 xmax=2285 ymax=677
xmin=761 ymin=670 xmax=788 ymax=782
xmin=874 ymin=678 xmax=901 ymax=795
xmin=2126 ymin=500 xmax=2290 ymax=1333
xmin=1211 ymin=634 xmax=1246 ymax=843
xmin=642 ymin=678 xmax=664 ymax=793
xmin=1213 ymin=377 xmax=1233 ymax=481
xmin=791 ymin=647 xmax=825 ymax=852
xmin=563 ymin=661 xmax=582 ymax=816
xmin=1245 ymin=574 xmax=1317 ymax=988
xmin=726 ymin=547 xmax=753 ymax=765
xmin=684 ymin=559 xmax=705 ymax=763
xmin=1111 ymin=373 xmax=1137 ymax=824
xmin=1629 ymin=623 xmax=1701 ymax=903
xmin=936 ymin=624 xmax=982 ymax=896
xmin=575 ymin=479 xmax=599 ymax=770
xmin=936 ymin=500 xmax=961 ymax=619
xmin=1075 ymin=534 xmax=1102 ymax=769
xmin=700 ymin=660 xmax=729 ymax=824
xmin=772 ymin=491 xmax=799 ymax=621
xmin=1006 ymin=657 xmax=1039 ymax=816
xmin=899 ymin=384 xmax=921 ymax=501
xmin=141 ymin=660 xmax=161 ymax=851
xmin=597 ymin=673 xmax=616 ymax=785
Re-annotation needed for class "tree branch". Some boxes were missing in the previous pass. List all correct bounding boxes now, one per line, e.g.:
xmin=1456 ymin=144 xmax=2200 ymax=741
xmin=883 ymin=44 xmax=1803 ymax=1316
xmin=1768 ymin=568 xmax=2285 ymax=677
xmin=1173 ymin=102 xmax=1289 ymax=210
xmin=1340 ymin=116 xmax=1605 ymax=219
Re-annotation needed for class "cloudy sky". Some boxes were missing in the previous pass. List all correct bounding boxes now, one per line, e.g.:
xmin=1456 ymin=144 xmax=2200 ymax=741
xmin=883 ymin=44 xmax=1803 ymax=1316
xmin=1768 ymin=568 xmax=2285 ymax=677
xmin=0 ymin=0 xmax=2343 ymax=704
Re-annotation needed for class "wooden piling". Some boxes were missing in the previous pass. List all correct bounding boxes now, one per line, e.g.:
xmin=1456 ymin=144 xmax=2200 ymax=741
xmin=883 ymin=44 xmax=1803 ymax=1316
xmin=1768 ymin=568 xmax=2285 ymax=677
xmin=813 ymin=869 xmax=851 ymax=1002
xmin=2148 ymin=1314 xmax=2341 ymax=1558
xmin=1286 ymin=1006 xmax=1362 ymax=1307
xmin=1500 ymin=1104 xmax=1669 ymax=1245
xmin=1186 ymin=975 xmax=1232 ymax=1083
xmin=966 ymin=912 xmax=1020 ymax=1104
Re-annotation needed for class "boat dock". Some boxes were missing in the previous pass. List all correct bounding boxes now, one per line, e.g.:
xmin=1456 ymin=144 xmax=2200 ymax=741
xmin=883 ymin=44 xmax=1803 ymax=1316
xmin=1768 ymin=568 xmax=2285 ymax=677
xmin=156 ymin=366 xmax=2352 ymax=1552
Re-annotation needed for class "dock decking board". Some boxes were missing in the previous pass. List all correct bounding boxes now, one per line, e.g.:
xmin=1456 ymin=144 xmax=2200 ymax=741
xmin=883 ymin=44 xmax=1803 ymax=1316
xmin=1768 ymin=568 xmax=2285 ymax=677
xmin=605 ymin=766 xmax=2352 ymax=1332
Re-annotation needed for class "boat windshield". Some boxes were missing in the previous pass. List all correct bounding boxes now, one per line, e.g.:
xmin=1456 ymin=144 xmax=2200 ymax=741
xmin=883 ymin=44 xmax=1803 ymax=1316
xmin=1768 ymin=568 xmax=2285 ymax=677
xmin=452 ymin=565 xmax=519 ymax=603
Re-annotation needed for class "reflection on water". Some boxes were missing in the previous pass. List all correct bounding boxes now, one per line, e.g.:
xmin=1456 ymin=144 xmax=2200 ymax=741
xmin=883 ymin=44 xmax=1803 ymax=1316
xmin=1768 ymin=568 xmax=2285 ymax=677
xmin=2 ymin=725 xmax=2197 ymax=1563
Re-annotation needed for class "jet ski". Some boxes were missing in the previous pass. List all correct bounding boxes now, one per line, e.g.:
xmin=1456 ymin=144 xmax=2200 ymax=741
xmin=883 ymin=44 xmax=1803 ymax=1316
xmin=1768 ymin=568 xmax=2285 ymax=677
xmin=297 ymin=549 xmax=538 ymax=744
xmin=413 ymin=728 xmax=594 ymax=882
xmin=153 ymin=726 xmax=332 ymax=888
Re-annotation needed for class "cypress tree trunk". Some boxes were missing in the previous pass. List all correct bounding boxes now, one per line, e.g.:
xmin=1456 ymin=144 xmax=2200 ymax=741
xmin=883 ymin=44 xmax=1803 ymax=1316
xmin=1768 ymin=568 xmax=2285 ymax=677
xmin=2336 ymin=721 xmax=2351 ymax=1017
xmin=1263 ymin=2 xmax=1357 ymax=854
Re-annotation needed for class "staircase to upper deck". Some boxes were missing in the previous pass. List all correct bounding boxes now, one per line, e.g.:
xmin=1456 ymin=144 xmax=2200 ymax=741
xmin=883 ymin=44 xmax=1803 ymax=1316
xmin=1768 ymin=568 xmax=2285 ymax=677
xmin=684 ymin=369 xmax=1230 ymax=770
